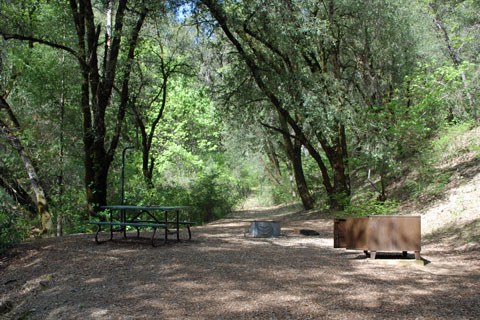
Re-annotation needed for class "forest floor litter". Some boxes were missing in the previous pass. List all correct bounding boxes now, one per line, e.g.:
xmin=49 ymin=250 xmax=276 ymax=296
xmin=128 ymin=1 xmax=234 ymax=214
xmin=1 ymin=203 xmax=480 ymax=319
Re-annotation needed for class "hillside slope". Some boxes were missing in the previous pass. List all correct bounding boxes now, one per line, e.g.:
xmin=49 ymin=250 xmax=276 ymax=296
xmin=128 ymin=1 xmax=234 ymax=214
xmin=397 ymin=124 xmax=480 ymax=250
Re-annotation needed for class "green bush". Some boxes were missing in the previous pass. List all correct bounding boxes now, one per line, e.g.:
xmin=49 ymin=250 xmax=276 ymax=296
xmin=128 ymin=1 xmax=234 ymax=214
xmin=119 ymin=167 xmax=247 ymax=225
xmin=187 ymin=172 xmax=246 ymax=223
xmin=0 ymin=211 xmax=29 ymax=254
xmin=337 ymin=193 xmax=398 ymax=218
xmin=271 ymin=183 xmax=295 ymax=205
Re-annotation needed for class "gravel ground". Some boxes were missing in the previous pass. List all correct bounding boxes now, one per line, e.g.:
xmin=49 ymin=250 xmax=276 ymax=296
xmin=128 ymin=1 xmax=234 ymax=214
xmin=1 ymin=204 xmax=480 ymax=320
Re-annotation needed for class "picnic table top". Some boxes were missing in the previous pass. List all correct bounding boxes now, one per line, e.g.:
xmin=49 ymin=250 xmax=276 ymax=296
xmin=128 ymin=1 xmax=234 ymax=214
xmin=100 ymin=205 xmax=190 ymax=211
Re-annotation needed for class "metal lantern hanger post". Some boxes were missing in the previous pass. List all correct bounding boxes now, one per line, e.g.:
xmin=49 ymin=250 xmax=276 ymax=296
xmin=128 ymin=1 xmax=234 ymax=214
xmin=120 ymin=146 xmax=134 ymax=236
xmin=121 ymin=146 xmax=134 ymax=205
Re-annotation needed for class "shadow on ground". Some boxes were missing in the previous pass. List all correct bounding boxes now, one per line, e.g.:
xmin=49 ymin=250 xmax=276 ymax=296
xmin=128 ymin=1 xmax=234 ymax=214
xmin=1 ymin=204 xmax=479 ymax=319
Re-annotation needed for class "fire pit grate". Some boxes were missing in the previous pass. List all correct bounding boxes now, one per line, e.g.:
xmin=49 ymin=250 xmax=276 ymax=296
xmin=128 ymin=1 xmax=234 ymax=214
xmin=246 ymin=221 xmax=281 ymax=238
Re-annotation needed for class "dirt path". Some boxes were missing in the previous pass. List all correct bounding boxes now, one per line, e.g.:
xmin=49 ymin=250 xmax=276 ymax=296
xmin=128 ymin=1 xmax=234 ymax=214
xmin=1 ymin=204 xmax=479 ymax=319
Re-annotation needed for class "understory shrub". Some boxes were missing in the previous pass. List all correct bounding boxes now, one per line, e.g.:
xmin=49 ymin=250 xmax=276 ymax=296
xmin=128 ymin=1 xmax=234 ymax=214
xmin=0 ymin=210 xmax=29 ymax=254
xmin=187 ymin=172 xmax=247 ymax=223
xmin=118 ymin=170 xmax=247 ymax=225
xmin=337 ymin=193 xmax=398 ymax=218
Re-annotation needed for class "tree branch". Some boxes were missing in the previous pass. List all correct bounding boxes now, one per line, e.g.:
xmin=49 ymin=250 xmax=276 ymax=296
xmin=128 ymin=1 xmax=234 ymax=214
xmin=0 ymin=96 xmax=21 ymax=129
xmin=1 ymin=33 xmax=86 ymax=68
xmin=107 ymin=3 xmax=147 ymax=160
xmin=259 ymin=121 xmax=300 ymax=141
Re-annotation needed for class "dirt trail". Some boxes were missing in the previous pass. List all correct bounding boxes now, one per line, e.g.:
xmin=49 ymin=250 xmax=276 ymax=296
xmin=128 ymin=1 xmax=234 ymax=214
xmin=1 ymin=204 xmax=480 ymax=319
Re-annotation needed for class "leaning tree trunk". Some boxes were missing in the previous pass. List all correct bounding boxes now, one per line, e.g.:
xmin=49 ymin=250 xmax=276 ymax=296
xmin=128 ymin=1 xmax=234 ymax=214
xmin=279 ymin=113 xmax=314 ymax=210
xmin=289 ymin=140 xmax=314 ymax=210
xmin=0 ymin=120 xmax=53 ymax=233
xmin=0 ymin=167 xmax=38 ymax=216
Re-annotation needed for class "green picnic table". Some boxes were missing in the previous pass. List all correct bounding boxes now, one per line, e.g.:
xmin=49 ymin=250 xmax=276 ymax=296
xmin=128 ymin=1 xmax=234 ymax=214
xmin=90 ymin=205 xmax=195 ymax=247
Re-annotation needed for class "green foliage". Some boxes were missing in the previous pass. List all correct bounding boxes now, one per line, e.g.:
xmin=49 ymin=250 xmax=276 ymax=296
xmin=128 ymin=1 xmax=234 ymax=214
xmin=337 ymin=193 xmax=398 ymax=218
xmin=51 ymin=190 xmax=90 ymax=234
xmin=186 ymin=171 xmax=244 ymax=223
xmin=403 ymin=156 xmax=451 ymax=199
xmin=119 ymin=161 xmax=247 ymax=224
xmin=394 ymin=121 xmax=478 ymax=203
xmin=432 ymin=121 xmax=476 ymax=154
xmin=348 ymin=57 xmax=472 ymax=201
xmin=409 ymin=61 xmax=477 ymax=124
xmin=270 ymin=184 xmax=295 ymax=205
xmin=252 ymin=179 xmax=296 ymax=207
xmin=0 ymin=197 xmax=29 ymax=253
xmin=110 ymin=72 xmax=250 ymax=224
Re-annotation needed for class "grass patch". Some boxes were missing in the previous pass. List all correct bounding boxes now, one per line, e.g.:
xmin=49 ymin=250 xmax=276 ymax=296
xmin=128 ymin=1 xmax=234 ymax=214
xmin=432 ymin=121 xmax=478 ymax=160
xmin=395 ymin=123 xmax=478 ymax=202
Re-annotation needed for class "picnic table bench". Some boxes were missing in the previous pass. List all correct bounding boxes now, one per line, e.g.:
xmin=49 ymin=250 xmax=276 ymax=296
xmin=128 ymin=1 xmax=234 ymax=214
xmin=89 ymin=205 xmax=195 ymax=247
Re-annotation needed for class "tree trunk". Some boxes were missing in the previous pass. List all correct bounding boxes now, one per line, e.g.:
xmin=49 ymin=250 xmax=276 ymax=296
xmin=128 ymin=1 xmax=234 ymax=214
xmin=57 ymin=39 xmax=67 ymax=237
xmin=69 ymin=0 xmax=147 ymax=217
xmin=0 ymin=120 xmax=53 ymax=233
xmin=316 ymin=124 xmax=351 ymax=209
xmin=290 ymin=141 xmax=314 ymax=210
xmin=131 ymin=52 xmax=174 ymax=188
xmin=0 ymin=167 xmax=38 ymax=216
xmin=134 ymin=105 xmax=156 ymax=188
xmin=279 ymin=113 xmax=314 ymax=210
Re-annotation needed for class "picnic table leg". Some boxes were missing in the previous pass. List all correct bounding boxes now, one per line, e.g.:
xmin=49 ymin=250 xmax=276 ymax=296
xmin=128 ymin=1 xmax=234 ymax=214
xmin=122 ymin=209 xmax=127 ymax=238
xmin=187 ymin=225 xmax=192 ymax=240
xmin=151 ymin=228 xmax=157 ymax=247
xmin=164 ymin=210 xmax=168 ymax=244
xmin=176 ymin=210 xmax=180 ymax=242
xmin=109 ymin=210 xmax=113 ymax=241
xmin=94 ymin=225 xmax=103 ymax=244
